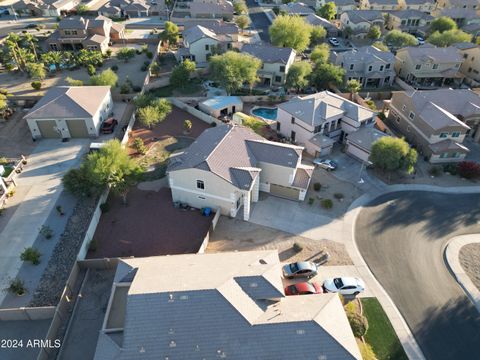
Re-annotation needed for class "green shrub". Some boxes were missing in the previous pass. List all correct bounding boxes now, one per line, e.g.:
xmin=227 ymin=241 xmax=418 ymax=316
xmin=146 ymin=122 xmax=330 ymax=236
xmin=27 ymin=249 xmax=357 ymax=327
xmin=31 ymin=81 xmax=42 ymax=90
xmin=443 ymin=163 xmax=458 ymax=175
xmin=357 ymin=340 xmax=376 ymax=360
xmin=100 ymin=203 xmax=110 ymax=213
xmin=88 ymin=239 xmax=97 ymax=252
xmin=87 ymin=64 xmax=96 ymax=76
xmin=141 ymin=44 xmax=148 ymax=53
xmin=141 ymin=65 xmax=148 ymax=72
xmin=39 ymin=225 xmax=53 ymax=239
xmin=321 ymin=199 xmax=333 ymax=209
xmin=9 ymin=278 xmax=26 ymax=296
xmin=293 ymin=242 xmax=303 ymax=253
xmin=20 ymin=247 xmax=41 ymax=265
xmin=428 ymin=165 xmax=443 ymax=177
xmin=211 ymin=122 xmax=217 ymax=127
xmin=334 ymin=192 xmax=344 ymax=200
xmin=105 ymin=49 xmax=112 ymax=58
xmin=111 ymin=65 xmax=119 ymax=72
xmin=313 ymin=182 xmax=321 ymax=191
xmin=308 ymin=197 xmax=314 ymax=205
xmin=146 ymin=51 xmax=153 ymax=59
xmin=133 ymin=138 xmax=147 ymax=155
xmin=347 ymin=312 xmax=369 ymax=337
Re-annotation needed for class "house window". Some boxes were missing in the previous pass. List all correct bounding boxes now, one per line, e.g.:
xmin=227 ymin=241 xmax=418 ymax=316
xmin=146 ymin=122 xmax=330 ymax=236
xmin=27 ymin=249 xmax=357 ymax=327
xmin=291 ymin=117 xmax=295 ymax=124
xmin=368 ymin=65 xmax=372 ymax=72
xmin=439 ymin=152 xmax=450 ymax=158
xmin=395 ymin=115 xmax=400 ymax=123
xmin=72 ymin=31 xmax=77 ymax=35
xmin=227 ymin=43 xmax=232 ymax=49
xmin=50 ymin=44 xmax=58 ymax=51
xmin=406 ymin=125 xmax=410 ymax=132
xmin=452 ymin=131 xmax=460 ymax=138
xmin=236 ymin=197 xmax=241 ymax=209
xmin=314 ymin=125 xmax=321 ymax=133
xmin=196 ymin=180 xmax=205 ymax=189
xmin=64 ymin=30 xmax=71 ymax=35
xmin=409 ymin=111 xmax=415 ymax=120
xmin=452 ymin=152 xmax=460 ymax=158
xmin=205 ymin=44 xmax=209 ymax=50
xmin=275 ymin=76 xmax=282 ymax=83
xmin=380 ymin=65 xmax=384 ymax=71
xmin=276 ymin=122 xmax=281 ymax=131
xmin=464 ymin=54 xmax=468 ymax=59
xmin=279 ymin=66 xmax=286 ymax=73
xmin=415 ymin=64 xmax=421 ymax=70
xmin=291 ymin=131 xmax=296 ymax=142
xmin=439 ymin=132 xmax=448 ymax=138
xmin=468 ymin=67 xmax=472 ymax=73
xmin=432 ymin=64 xmax=438 ymax=69
xmin=402 ymin=104 xmax=406 ymax=111
xmin=349 ymin=64 xmax=354 ymax=70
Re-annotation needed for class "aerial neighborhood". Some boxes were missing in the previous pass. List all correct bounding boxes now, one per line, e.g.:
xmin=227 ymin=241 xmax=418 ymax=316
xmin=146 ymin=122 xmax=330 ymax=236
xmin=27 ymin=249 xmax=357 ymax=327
xmin=0 ymin=0 xmax=479 ymax=359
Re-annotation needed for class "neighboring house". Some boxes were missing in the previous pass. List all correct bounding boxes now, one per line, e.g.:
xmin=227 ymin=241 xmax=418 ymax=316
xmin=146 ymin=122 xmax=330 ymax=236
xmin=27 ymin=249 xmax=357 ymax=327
xmin=279 ymin=2 xmax=315 ymax=16
xmin=305 ymin=13 xmax=339 ymax=37
xmin=167 ymin=125 xmax=313 ymax=220
xmin=316 ymin=0 xmax=357 ymax=18
xmin=198 ymin=96 xmax=243 ymax=118
xmin=360 ymin=0 xmax=401 ymax=11
xmin=13 ymin=0 xmax=80 ymax=16
xmin=401 ymin=0 xmax=436 ymax=13
xmin=454 ymin=42 xmax=480 ymax=86
xmin=123 ymin=0 xmax=150 ymax=17
xmin=46 ymin=16 xmax=125 ymax=53
xmin=276 ymin=91 xmax=376 ymax=157
xmin=93 ymin=250 xmax=362 ymax=360
xmin=184 ymin=20 xmax=240 ymax=42
xmin=331 ymin=45 xmax=396 ymax=87
xmin=98 ymin=4 xmax=123 ymax=17
xmin=461 ymin=22 xmax=480 ymax=39
xmin=190 ymin=0 xmax=234 ymax=20
xmin=385 ymin=9 xmax=433 ymax=34
xmin=385 ymin=89 xmax=480 ymax=162
xmin=340 ymin=10 xmax=385 ymax=39
xmin=176 ymin=25 xmax=236 ymax=66
xmin=395 ymin=44 xmax=464 ymax=88
xmin=24 ymin=86 xmax=113 ymax=139
xmin=241 ymin=44 xmax=296 ymax=86
xmin=345 ymin=126 xmax=390 ymax=163
xmin=436 ymin=0 xmax=480 ymax=13
xmin=435 ymin=7 xmax=480 ymax=28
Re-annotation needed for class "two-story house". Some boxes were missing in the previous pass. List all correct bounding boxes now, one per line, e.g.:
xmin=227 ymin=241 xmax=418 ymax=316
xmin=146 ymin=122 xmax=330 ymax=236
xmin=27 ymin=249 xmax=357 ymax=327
xmin=435 ymin=7 xmax=480 ymax=28
xmin=401 ymin=0 xmax=436 ymax=13
xmin=360 ymin=0 xmax=401 ymax=11
xmin=167 ymin=125 xmax=313 ymax=220
xmin=241 ymin=44 xmax=296 ymax=86
xmin=176 ymin=25 xmax=237 ymax=66
xmin=275 ymin=91 xmax=376 ymax=157
xmin=279 ymin=2 xmax=315 ymax=16
xmin=395 ymin=44 xmax=464 ymax=88
xmin=385 ymin=9 xmax=433 ymax=34
xmin=189 ymin=0 xmax=234 ymax=20
xmin=305 ymin=14 xmax=339 ymax=37
xmin=454 ymin=42 xmax=480 ymax=87
xmin=436 ymin=0 xmax=479 ymax=14
xmin=316 ymin=0 xmax=357 ymax=18
xmin=46 ymin=16 xmax=125 ymax=53
xmin=340 ymin=10 xmax=385 ymax=39
xmin=331 ymin=45 xmax=396 ymax=87
xmin=385 ymin=89 xmax=480 ymax=162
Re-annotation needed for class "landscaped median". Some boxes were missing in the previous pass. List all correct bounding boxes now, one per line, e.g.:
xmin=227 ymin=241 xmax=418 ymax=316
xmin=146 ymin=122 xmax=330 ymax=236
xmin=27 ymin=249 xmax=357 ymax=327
xmin=344 ymin=297 xmax=408 ymax=360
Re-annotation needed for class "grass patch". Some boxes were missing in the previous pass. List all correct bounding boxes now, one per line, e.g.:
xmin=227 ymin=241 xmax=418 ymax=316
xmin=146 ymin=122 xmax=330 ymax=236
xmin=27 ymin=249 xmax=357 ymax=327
xmin=242 ymin=115 xmax=266 ymax=135
xmin=148 ymin=79 xmax=202 ymax=98
xmin=361 ymin=298 xmax=408 ymax=360
xmin=1 ymin=165 xmax=14 ymax=178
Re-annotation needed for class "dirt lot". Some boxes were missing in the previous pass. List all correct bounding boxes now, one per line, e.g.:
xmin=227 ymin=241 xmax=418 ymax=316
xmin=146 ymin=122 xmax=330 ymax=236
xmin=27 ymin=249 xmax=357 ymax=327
xmin=207 ymin=217 xmax=352 ymax=266
xmin=89 ymin=187 xmax=212 ymax=258
xmin=0 ymin=111 xmax=36 ymax=158
xmin=460 ymin=243 xmax=480 ymax=291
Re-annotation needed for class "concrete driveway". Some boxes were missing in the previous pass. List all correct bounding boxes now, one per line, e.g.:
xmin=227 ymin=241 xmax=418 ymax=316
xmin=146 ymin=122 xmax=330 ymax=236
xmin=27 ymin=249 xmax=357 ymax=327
xmin=355 ymin=191 xmax=480 ymax=360
xmin=246 ymin=0 xmax=271 ymax=43
xmin=0 ymin=139 xmax=90 ymax=305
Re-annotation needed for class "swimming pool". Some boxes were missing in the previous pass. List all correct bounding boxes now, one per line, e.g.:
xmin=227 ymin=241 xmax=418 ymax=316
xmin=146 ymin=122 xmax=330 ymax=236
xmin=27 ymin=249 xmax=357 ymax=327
xmin=251 ymin=107 xmax=278 ymax=121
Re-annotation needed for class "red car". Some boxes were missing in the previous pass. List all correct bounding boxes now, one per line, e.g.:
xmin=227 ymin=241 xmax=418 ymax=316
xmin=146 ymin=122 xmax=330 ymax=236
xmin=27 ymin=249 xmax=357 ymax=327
xmin=101 ymin=118 xmax=118 ymax=134
xmin=285 ymin=282 xmax=323 ymax=296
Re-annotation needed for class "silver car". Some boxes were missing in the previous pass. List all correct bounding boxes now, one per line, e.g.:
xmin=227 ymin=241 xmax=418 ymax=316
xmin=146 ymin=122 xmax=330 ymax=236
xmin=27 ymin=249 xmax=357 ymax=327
xmin=313 ymin=158 xmax=337 ymax=171
xmin=282 ymin=261 xmax=318 ymax=279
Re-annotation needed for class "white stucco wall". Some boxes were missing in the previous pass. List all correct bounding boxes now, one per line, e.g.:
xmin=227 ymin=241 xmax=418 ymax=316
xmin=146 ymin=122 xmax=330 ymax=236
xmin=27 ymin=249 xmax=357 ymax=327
xmin=188 ymin=37 xmax=220 ymax=64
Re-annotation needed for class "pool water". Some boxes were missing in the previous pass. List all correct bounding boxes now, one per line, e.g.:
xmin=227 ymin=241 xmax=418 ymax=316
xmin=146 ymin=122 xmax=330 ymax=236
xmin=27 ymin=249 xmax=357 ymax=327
xmin=252 ymin=107 xmax=278 ymax=120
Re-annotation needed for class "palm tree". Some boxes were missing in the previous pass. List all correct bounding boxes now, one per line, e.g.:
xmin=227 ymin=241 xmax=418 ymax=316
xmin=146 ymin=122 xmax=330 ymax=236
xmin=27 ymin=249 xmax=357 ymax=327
xmin=346 ymin=79 xmax=362 ymax=101
xmin=22 ymin=33 xmax=39 ymax=62
xmin=4 ymin=34 xmax=25 ymax=72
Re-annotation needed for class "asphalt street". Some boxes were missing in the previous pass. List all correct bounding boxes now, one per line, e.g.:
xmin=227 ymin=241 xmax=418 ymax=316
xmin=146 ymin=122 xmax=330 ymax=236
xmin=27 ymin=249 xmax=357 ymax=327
xmin=355 ymin=191 xmax=480 ymax=360
xmin=246 ymin=0 xmax=271 ymax=43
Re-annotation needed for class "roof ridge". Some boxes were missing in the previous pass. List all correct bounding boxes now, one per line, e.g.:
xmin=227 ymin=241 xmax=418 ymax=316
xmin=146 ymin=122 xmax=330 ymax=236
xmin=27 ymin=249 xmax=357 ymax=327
xmin=25 ymin=89 xmax=65 ymax=118
xmin=204 ymin=125 xmax=234 ymax=165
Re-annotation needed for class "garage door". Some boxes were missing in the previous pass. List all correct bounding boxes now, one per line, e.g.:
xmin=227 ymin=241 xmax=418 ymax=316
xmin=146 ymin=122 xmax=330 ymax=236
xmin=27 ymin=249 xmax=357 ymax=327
xmin=346 ymin=143 xmax=370 ymax=163
xmin=67 ymin=119 xmax=89 ymax=138
xmin=270 ymin=184 xmax=300 ymax=201
xmin=37 ymin=120 xmax=60 ymax=138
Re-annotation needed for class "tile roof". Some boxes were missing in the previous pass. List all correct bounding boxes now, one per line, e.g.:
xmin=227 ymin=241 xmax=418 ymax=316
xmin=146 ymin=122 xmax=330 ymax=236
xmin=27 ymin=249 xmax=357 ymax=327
xmin=58 ymin=17 xmax=88 ymax=30
xmin=278 ymin=91 xmax=375 ymax=127
xmin=183 ymin=25 xmax=219 ymax=44
xmin=241 ymin=43 xmax=296 ymax=64
xmin=305 ymin=14 xmax=337 ymax=29
xmin=429 ymin=139 xmax=470 ymax=153
xmin=279 ymin=2 xmax=315 ymax=15
xmin=333 ymin=45 xmax=395 ymax=65
xmin=344 ymin=10 xmax=384 ymax=23
xmin=190 ymin=0 xmax=234 ymax=15
xmin=346 ymin=126 xmax=389 ymax=152
xmin=84 ymin=34 xmax=108 ymax=44
xmin=167 ymin=125 xmax=303 ymax=190
xmin=399 ymin=44 xmax=463 ymax=63
xmin=24 ymin=86 xmax=111 ymax=120
xmin=93 ymin=251 xmax=361 ymax=360
xmin=292 ymin=165 xmax=313 ymax=189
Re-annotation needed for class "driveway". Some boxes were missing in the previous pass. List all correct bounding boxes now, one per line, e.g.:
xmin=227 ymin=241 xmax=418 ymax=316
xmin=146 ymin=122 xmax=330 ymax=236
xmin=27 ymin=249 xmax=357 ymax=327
xmin=355 ymin=191 xmax=480 ymax=360
xmin=0 ymin=139 xmax=89 ymax=305
xmin=246 ymin=0 xmax=271 ymax=43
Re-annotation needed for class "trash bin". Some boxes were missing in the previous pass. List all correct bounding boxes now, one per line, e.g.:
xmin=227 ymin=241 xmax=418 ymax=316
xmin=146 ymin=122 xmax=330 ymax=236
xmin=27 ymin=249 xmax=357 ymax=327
xmin=203 ymin=207 xmax=212 ymax=216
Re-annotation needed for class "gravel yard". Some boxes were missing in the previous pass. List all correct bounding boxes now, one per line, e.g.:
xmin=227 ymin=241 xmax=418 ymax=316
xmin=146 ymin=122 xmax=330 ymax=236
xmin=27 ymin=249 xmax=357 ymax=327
xmin=207 ymin=217 xmax=352 ymax=266
xmin=459 ymin=243 xmax=480 ymax=291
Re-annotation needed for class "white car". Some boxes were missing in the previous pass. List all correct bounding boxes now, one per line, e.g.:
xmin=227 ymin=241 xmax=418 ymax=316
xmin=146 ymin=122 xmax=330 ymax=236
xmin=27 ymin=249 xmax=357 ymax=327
xmin=323 ymin=277 xmax=365 ymax=295
xmin=416 ymin=36 xmax=425 ymax=45
xmin=328 ymin=37 xmax=340 ymax=47
xmin=313 ymin=158 xmax=337 ymax=171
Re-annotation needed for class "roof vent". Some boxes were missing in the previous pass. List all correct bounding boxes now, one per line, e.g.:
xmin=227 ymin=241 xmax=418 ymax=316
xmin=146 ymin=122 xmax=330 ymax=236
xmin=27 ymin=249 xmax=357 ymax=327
xmin=195 ymin=345 xmax=200 ymax=352
xmin=139 ymin=346 xmax=146 ymax=353
xmin=296 ymin=329 xmax=306 ymax=335
xmin=180 ymin=295 xmax=189 ymax=300
xmin=249 ymin=282 xmax=258 ymax=288
xmin=168 ymin=328 xmax=175 ymax=335
xmin=168 ymin=294 xmax=174 ymax=302
xmin=169 ymin=341 xmax=176 ymax=348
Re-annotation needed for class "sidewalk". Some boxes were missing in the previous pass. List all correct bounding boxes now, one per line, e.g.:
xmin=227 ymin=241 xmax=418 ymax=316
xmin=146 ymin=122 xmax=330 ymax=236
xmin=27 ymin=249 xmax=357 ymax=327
xmin=445 ymin=235 xmax=480 ymax=313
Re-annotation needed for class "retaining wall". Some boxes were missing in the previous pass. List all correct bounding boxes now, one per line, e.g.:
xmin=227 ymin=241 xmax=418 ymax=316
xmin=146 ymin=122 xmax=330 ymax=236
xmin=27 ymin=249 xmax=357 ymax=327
xmin=0 ymin=306 xmax=55 ymax=321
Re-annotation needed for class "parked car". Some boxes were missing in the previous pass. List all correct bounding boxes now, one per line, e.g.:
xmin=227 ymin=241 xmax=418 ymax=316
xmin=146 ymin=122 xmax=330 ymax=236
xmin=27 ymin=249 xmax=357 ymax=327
xmin=323 ymin=277 xmax=365 ymax=295
xmin=313 ymin=158 xmax=337 ymax=171
xmin=416 ymin=36 xmax=425 ymax=45
xmin=282 ymin=261 xmax=318 ymax=279
xmin=0 ymin=8 xmax=10 ymax=15
xmin=285 ymin=281 xmax=323 ymax=295
xmin=101 ymin=118 xmax=118 ymax=134
xmin=24 ymin=23 xmax=37 ymax=29
xmin=328 ymin=37 xmax=340 ymax=47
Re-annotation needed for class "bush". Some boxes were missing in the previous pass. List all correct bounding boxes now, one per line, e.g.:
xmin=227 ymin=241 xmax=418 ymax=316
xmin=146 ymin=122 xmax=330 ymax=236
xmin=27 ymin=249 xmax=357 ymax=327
xmin=146 ymin=51 xmax=153 ymax=59
xmin=133 ymin=138 xmax=147 ymax=155
xmin=357 ymin=340 xmax=376 ymax=360
xmin=8 ymin=278 xmax=26 ymax=296
xmin=105 ymin=49 xmax=112 ymax=58
xmin=313 ymin=182 xmax=321 ymax=191
xmin=321 ymin=199 xmax=333 ymax=209
xmin=87 ymin=64 xmax=96 ymax=76
xmin=20 ymin=247 xmax=41 ymax=265
xmin=141 ymin=65 xmax=148 ymax=72
xmin=334 ymin=192 xmax=344 ymax=200
xmin=132 ymin=86 xmax=142 ymax=92
xmin=347 ymin=312 xmax=369 ymax=337
xmin=141 ymin=44 xmax=148 ymax=53
xmin=457 ymin=161 xmax=480 ymax=179
xmin=211 ymin=122 xmax=217 ymax=127
xmin=88 ymin=240 xmax=97 ymax=252
xmin=31 ymin=81 xmax=42 ymax=90
xmin=111 ymin=65 xmax=119 ymax=72
xmin=183 ymin=119 xmax=192 ymax=132
xmin=428 ymin=165 xmax=443 ymax=177
xmin=443 ymin=163 xmax=458 ymax=175
xmin=100 ymin=203 xmax=110 ymax=213
xmin=308 ymin=197 xmax=314 ymax=205
xmin=39 ymin=225 xmax=53 ymax=239
xmin=293 ymin=242 xmax=303 ymax=253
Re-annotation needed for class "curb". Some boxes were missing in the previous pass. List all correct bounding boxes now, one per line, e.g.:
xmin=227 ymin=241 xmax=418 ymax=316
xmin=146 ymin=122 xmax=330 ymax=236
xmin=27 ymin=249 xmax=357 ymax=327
xmin=444 ymin=235 xmax=480 ymax=313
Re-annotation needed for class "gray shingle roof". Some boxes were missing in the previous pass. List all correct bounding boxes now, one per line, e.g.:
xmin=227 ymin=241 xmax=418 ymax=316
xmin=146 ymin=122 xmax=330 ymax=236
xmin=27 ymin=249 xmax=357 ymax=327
xmin=400 ymin=44 xmax=463 ymax=63
xmin=93 ymin=251 xmax=361 ymax=360
xmin=346 ymin=126 xmax=388 ymax=152
xmin=279 ymin=2 xmax=315 ymax=15
xmin=241 ymin=43 xmax=296 ymax=64
xmin=183 ymin=25 xmax=219 ymax=44
xmin=344 ymin=10 xmax=384 ymax=23
xmin=305 ymin=14 xmax=337 ymax=30
xmin=429 ymin=139 xmax=469 ymax=153
xmin=24 ymin=86 xmax=111 ymax=120
xmin=58 ymin=17 xmax=88 ymax=30
xmin=167 ymin=125 xmax=303 ymax=190
xmin=334 ymin=45 xmax=395 ymax=65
